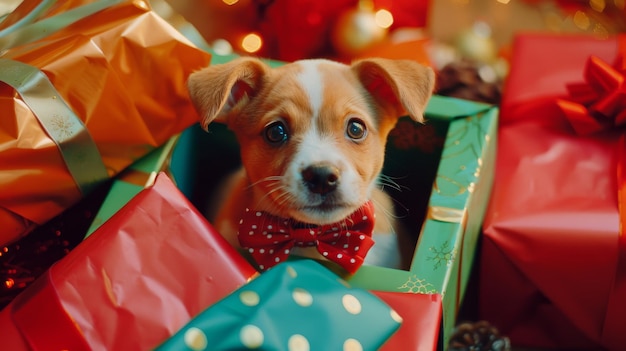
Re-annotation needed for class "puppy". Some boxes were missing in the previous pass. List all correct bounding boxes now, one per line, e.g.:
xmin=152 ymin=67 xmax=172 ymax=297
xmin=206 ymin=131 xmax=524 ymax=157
xmin=188 ymin=57 xmax=434 ymax=273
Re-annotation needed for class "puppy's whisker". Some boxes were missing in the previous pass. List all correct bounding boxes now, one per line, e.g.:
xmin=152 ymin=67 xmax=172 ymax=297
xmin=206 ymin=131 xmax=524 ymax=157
xmin=265 ymin=184 xmax=285 ymax=197
xmin=377 ymin=174 xmax=409 ymax=192
xmin=370 ymin=205 xmax=397 ymax=237
xmin=254 ymin=182 xmax=297 ymax=215
xmin=246 ymin=176 xmax=288 ymax=209
xmin=246 ymin=176 xmax=283 ymax=191
xmin=370 ymin=195 xmax=403 ymax=223
xmin=274 ymin=189 xmax=296 ymax=207
xmin=253 ymin=184 xmax=286 ymax=209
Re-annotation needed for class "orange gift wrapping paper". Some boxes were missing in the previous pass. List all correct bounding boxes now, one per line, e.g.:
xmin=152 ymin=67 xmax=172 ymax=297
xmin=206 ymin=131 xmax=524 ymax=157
xmin=0 ymin=0 xmax=212 ymax=245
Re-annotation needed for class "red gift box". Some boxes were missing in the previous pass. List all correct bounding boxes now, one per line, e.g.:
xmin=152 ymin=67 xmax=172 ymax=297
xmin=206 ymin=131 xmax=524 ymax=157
xmin=479 ymin=34 xmax=626 ymax=350
xmin=0 ymin=173 xmax=257 ymax=350
xmin=374 ymin=291 xmax=442 ymax=351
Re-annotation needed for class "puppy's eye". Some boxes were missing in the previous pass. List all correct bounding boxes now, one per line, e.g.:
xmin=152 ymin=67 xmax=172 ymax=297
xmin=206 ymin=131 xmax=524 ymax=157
xmin=264 ymin=121 xmax=288 ymax=144
xmin=346 ymin=118 xmax=367 ymax=141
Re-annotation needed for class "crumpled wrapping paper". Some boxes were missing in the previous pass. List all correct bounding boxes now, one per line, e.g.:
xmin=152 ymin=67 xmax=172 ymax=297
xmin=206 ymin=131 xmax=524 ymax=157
xmin=0 ymin=172 xmax=257 ymax=351
xmin=0 ymin=0 xmax=212 ymax=245
xmin=374 ymin=291 xmax=442 ymax=351
xmin=479 ymin=33 xmax=626 ymax=350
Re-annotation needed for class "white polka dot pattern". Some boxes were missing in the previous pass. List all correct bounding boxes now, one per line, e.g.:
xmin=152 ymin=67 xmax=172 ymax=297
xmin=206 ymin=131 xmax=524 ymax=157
xmin=288 ymin=334 xmax=310 ymax=351
xmin=236 ymin=201 xmax=377 ymax=274
xmin=292 ymin=288 xmax=313 ymax=307
xmin=342 ymin=294 xmax=362 ymax=315
xmin=183 ymin=327 xmax=207 ymax=351
xmin=390 ymin=309 xmax=403 ymax=323
xmin=240 ymin=291 xmax=260 ymax=306
xmin=154 ymin=260 xmax=401 ymax=351
xmin=287 ymin=266 xmax=298 ymax=278
xmin=240 ymin=325 xmax=264 ymax=348
xmin=343 ymin=338 xmax=363 ymax=351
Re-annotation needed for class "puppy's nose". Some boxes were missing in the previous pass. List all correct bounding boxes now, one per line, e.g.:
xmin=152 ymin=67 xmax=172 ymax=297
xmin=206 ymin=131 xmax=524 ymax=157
xmin=302 ymin=165 xmax=340 ymax=195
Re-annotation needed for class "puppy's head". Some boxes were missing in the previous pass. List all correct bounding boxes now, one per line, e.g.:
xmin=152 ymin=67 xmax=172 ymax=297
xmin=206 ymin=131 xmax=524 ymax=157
xmin=188 ymin=57 xmax=434 ymax=225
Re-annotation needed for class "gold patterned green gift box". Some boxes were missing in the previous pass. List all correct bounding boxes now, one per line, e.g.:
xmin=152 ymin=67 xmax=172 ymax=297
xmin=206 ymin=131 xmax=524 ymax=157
xmin=345 ymin=95 xmax=498 ymax=347
xmin=170 ymin=75 xmax=498 ymax=348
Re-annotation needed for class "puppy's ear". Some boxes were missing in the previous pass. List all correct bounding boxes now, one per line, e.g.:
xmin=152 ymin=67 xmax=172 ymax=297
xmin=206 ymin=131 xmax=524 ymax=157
xmin=351 ymin=58 xmax=435 ymax=123
xmin=188 ymin=57 xmax=269 ymax=130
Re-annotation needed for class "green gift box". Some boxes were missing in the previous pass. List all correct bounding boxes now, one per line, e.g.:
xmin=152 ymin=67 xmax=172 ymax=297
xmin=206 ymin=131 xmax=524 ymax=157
xmin=345 ymin=96 xmax=498 ymax=347
xmin=154 ymin=259 xmax=402 ymax=351
xmin=170 ymin=52 xmax=498 ymax=348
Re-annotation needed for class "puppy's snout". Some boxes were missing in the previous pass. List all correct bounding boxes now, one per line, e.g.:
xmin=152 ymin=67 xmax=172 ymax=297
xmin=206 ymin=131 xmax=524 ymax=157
xmin=302 ymin=164 xmax=340 ymax=195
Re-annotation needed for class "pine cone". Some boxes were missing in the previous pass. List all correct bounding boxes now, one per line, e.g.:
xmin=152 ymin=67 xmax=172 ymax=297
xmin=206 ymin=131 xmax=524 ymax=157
xmin=448 ymin=320 xmax=511 ymax=351
xmin=435 ymin=60 xmax=502 ymax=105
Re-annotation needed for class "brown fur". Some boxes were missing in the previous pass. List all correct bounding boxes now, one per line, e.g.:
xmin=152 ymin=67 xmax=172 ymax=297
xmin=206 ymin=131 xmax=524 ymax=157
xmin=188 ymin=57 xmax=434 ymax=266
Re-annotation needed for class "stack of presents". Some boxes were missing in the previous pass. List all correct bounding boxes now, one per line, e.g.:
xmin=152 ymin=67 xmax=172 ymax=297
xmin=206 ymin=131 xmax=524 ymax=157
xmin=0 ymin=0 xmax=624 ymax=349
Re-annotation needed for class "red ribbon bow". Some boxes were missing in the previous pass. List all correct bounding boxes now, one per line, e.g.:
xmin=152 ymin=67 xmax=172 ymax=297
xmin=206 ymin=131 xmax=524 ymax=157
xmin=237 ymin=201 xmax=376 ymax=274
xmin=558 ymin=55 xmax=626 ymax=135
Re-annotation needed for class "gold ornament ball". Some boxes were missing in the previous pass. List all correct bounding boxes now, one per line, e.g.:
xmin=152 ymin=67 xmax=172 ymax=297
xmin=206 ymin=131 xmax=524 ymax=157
xmin=455 ymin=28 xmax=497 ymax=63
xmin=332 ymin=8 xmax=388 ymax=57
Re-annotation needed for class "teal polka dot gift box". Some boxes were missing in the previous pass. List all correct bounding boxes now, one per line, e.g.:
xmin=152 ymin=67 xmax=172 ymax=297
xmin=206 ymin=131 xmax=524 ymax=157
xmin=155 ymin=259 xmax=402 ymax=351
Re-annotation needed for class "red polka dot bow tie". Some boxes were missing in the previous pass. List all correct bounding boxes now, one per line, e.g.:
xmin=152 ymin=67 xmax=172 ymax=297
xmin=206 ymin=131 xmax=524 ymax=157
xmin=237 ymin=201 xmax=376 ymax=274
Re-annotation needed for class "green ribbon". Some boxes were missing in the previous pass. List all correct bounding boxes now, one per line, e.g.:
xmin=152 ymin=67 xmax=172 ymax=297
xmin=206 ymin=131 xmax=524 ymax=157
xmin=0 ymin=0 xmax=56 ymax=38
xmin=0 ymin=59 xmax=109 ymax=195
xmin=0 ymin=0 xmax=126 ymax=52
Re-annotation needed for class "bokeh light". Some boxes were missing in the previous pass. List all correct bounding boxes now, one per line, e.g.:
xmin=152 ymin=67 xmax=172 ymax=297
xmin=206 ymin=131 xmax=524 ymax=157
xmin=573 ymin=10 xmax=591 ymax=29
xmin=242 ymin=33 xmax=263 ymax=53
xmin=374 ymin=9 xmax=394 ymax=29
xmin=212 ymin=39 xmax=233 ymax=55
xmin=589 ymin=0 xmax=606 ymax=12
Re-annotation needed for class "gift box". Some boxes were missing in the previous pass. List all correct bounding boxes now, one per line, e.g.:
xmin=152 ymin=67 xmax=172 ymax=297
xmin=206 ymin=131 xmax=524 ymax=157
xmin=84 ymin=134 xmax=180 ymax=237
xmin=374 ymin=291 xmax=442 ymax=351
xmin=0 ymin=173 xmax=257 ymax=350
xmin=170 ymin=51 xmax=498 ymax=347
xmin=345 ymin=94 xmax=497 ymax=348
xmin=0 ymin=0 xmax=212 ymax=246
xmin=0 ymin=175 xmax=111 ymax=309
xmin=478 ymin=34 xmax=626 ymax=350
xmin=1 ymin=133 xmax=180 ymax=308
xmin=156 ymin=260 xmax=403 ymax=350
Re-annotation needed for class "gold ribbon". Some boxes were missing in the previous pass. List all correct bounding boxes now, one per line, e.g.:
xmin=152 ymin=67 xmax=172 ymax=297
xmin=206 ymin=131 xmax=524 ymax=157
xmin=0 ymin=0 xmax=127 ymax=52
xmin=0 ymin=59 xmax=109 ymax=195
xmin=116 ymin=135 xmax=180 ymax=188
xmin=427 ymin=206 xmax=466 ymax=223
xmin=117 ymin=170 xmax=158 ymax=188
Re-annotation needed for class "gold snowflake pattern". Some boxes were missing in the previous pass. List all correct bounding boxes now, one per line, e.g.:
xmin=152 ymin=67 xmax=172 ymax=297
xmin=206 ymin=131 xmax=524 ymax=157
xmin=427 ymin=241 xmax=457 ymax=270
xmin=442 ymin=112 xmax=488 ymax=161
xmin=398 ymin=275 xmax=438 ymax=294
xmin=50 ymin=114 xmax=74 ymax=140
